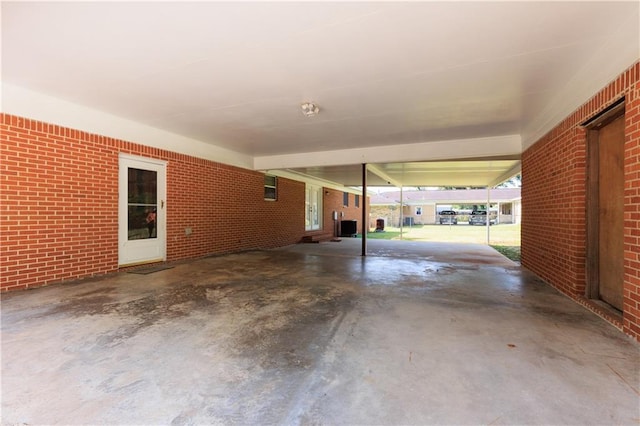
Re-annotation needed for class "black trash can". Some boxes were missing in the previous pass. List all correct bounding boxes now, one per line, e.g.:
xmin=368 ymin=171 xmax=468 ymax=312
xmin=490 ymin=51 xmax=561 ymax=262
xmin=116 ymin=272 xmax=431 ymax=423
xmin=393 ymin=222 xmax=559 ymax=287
xmin=340 ymin=220 xmax=358 ymax=237
xmin=375 ymin=218 xmax=385 ymax=231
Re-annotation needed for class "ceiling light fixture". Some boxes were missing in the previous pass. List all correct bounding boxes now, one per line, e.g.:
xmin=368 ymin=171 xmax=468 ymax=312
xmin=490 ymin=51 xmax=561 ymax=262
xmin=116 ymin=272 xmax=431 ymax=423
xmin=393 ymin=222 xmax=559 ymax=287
xmin=301 ymin=102 xmax=320 ymax=117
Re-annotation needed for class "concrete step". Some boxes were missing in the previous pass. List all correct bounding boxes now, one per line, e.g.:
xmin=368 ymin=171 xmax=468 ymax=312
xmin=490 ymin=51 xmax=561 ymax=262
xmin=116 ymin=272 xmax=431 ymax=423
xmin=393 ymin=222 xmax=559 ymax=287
xmin=301 ymin=233 xmax=334 ymax=244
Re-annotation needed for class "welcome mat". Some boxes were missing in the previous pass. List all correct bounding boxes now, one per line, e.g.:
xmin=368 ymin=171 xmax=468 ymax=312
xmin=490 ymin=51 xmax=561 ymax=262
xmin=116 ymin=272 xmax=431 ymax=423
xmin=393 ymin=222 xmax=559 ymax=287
xmin=127 ymin=265 xmax=174 ymax=275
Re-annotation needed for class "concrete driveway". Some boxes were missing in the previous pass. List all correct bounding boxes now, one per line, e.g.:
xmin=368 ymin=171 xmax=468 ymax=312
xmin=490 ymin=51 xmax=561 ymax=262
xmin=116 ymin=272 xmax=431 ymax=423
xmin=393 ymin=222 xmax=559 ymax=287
xmin=2 ymin=240 xmax=638 ymax=425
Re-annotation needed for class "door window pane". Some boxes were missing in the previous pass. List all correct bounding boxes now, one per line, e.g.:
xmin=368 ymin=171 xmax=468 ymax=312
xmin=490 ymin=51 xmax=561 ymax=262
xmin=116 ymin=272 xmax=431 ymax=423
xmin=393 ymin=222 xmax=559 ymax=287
xmin=128 ymin=168 xmax=158 ymax=240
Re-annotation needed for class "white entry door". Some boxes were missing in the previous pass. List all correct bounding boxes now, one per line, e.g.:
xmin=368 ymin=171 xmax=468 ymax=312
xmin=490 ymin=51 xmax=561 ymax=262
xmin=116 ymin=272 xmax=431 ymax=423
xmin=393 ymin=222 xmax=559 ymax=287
xmin=118 ymin=154 xmax=166 ymax=266
xmin=305 ymin=184 xmax=321 ymax=231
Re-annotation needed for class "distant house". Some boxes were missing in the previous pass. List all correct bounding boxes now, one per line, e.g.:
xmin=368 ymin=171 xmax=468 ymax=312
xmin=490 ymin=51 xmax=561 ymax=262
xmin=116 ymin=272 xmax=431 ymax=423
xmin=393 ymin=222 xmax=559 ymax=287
xmin=369 ymin=188 xmax=521 ymax=228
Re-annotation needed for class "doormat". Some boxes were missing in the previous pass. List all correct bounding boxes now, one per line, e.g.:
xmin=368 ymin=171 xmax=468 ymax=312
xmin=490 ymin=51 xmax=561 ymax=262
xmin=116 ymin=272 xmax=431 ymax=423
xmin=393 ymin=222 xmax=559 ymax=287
xmin=127 ymin=265 xmax=174 ymax=275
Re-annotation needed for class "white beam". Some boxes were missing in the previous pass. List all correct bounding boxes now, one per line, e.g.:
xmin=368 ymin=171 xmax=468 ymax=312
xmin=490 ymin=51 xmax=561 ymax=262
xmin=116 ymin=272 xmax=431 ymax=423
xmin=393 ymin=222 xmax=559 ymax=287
xmin=367 ymin=164 xmax=403 ymax=187
xmin=489 ymin=161 xmax=522 ymax=187
xmin=253 ymin=135 xmax=522 ymax=170
xmin=266 ymin=169 xmax=363 ymax=194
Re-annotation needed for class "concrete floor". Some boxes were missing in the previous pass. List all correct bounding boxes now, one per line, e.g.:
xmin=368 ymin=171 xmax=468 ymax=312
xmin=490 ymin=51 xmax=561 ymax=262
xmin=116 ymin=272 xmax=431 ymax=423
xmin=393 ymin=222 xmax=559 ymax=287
xmin=2 ymin=239 xmax=639 ymax=425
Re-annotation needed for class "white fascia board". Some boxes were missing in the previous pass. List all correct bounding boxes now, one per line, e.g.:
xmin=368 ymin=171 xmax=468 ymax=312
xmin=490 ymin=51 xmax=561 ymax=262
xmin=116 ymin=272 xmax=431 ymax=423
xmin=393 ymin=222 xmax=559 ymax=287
xmin=378 ymin=196 xmax=517 ymax=204
xmin=370 ymin=202 xmax=400 ymax=206
xmin=253 ymin=135 xmax=521 ymax=170
xmin=402 ymin=201 xmax=436 ymax=206
xmin=427 ymin=198 xmax=511 ymax=204
xmin=1 ymin=83 xmax=253 ymax=169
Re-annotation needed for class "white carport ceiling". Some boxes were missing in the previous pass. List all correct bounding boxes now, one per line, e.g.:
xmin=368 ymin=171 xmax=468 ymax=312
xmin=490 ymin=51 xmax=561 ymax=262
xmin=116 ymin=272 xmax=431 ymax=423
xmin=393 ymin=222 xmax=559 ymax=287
xmin=2 ymin=2 xmax=638 ymax=187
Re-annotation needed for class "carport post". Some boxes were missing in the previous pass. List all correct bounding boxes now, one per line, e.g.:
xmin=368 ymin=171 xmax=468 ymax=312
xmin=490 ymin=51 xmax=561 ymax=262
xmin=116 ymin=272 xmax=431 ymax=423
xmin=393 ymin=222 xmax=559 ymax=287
xmin=399 ymin=186 xmax=404 ymax=240
xmin=362 ymin=163 xmax=367 ymax=256
xmin=486 ymin=186 xmax=491 ymax=245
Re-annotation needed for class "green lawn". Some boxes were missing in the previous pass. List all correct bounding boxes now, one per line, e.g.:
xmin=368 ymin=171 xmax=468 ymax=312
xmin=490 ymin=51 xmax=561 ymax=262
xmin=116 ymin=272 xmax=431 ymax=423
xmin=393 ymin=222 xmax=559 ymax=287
xmin=362 ymin=223 xmax=521 ymax=261
xmin=491 ymin=245 xmax=522 ymax=262
xmin=365 ymin=223 xmax=520 ymax=245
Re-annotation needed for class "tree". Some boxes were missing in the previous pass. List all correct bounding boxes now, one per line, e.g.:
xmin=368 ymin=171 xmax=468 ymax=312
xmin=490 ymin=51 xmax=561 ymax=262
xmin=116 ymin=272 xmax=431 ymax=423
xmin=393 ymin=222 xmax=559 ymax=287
xmin=497 ymin=174 xmax=521 ymax=188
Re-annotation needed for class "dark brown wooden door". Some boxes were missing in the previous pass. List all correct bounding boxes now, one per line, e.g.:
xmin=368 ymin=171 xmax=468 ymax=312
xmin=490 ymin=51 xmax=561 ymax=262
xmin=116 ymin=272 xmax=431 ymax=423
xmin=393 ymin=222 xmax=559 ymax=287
xmin=598 ymin=114 xmax=625 ymax=310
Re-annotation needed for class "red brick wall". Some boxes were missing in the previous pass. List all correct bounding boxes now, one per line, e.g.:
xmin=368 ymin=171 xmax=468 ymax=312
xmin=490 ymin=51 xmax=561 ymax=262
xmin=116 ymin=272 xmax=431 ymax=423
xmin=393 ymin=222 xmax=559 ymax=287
xmin=323 ymin=188 xmax=368 ymax=236
xmin=0 ymin=113 xmax=305 ymax=291
xmin=624 ymin=65 xmax=640 ymax=340
xmin=522 ymin=61 xmax=640 ymax=340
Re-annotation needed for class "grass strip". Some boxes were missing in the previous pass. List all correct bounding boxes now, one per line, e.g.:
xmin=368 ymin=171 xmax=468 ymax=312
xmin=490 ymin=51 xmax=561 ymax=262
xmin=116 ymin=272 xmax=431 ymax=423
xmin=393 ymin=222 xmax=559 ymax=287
xmin=491 ymin=245 xmax=521 ymax=262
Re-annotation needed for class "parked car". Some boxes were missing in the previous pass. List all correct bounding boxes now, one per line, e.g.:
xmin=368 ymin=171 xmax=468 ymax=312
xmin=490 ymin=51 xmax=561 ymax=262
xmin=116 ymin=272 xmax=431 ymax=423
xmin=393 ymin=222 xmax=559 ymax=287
xmin=469 ymin=210 xmax=495 ymax=225
xmin=439 ymin=210 xmax=458 ymax=225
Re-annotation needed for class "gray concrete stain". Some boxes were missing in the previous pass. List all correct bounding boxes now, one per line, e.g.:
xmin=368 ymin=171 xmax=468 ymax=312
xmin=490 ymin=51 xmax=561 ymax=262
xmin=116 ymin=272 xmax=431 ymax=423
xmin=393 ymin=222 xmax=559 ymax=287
xmin=2 ymin=240 xmax=639 ymax=425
